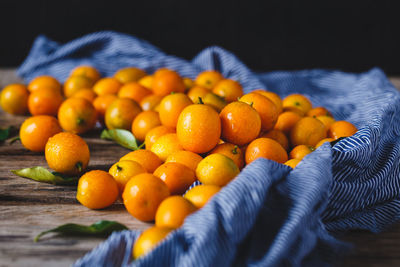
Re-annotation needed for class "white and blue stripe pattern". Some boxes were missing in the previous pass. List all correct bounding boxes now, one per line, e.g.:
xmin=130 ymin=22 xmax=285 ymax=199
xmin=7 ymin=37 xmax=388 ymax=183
xmin=18 ymin=32 xmax=400 ymax=266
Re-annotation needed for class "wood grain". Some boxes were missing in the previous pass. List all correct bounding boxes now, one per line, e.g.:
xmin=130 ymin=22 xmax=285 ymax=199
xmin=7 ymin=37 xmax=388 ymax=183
xmin=1 ymin=69 xmax=400 ymax=266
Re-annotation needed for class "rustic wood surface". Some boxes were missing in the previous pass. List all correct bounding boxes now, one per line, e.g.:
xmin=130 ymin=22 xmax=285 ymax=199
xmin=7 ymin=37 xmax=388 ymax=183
xmin=1 ymin=68 xmax=400 ymax=266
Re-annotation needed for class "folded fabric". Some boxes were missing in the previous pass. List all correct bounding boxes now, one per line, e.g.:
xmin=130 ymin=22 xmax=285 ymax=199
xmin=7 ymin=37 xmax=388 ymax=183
xmin=18 ymin=31 xmax=400 ymax=266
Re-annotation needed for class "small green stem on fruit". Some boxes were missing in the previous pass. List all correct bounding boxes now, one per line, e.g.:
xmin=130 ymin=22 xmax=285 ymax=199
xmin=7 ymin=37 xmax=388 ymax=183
xmin=198 ymin=97 xmax=204 ymax=104
xmin=249 ymin=102 xmax=254 ymax=107
xmin=294 ymin=101 xmax=300 ymax=106
xmin=76 ymin=162 xmax=83 ymax=172
xmin=170 ymin=92 xmax=176 ymax=95
xmin=77 ymin=118 xmax=85 ymax=125
xmin=116 ymin=165 xmax=122 ymax=172
xmin=138 ymin=143 xmax=145 ymax=150
xmin=9 ymin=136 xmax=20 ymax=144
xmin=232 ymin=145 xmax=239 ymax=155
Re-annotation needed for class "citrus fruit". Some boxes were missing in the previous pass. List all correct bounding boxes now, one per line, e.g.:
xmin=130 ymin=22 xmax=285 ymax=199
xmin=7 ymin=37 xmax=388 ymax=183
xmin=187 ymin=86 xmax=209 ymax=103
xmin=155 ymin=196 xmax=197 ymax=228
xmin=105 ymin=98 xmax=142 ymax=130
xmin=210 ymin=143 xmax=244 ymax=169
xmin=158 ymin=93 xmax=192 ymax=128
xmin=328 ymin=121 xmax=358 ymax=139
xmin=176 ymin=104 xmax=221 ymax=153
xmin=76 ymin=170 xmax=119 ymax=209
xmin=20 ymin=115 xmax=62 ymax=152
xmin=253 ymin=90 xmax=283 ymax=114
xmin=114 ymin=67 xmax=147 ymax=84
xmin=58 ymin=97 xmax=97 ymax=134
xmin=144 ymin=125 xmax=175 ymax=150
xmin=260 ymin=129 xmax=289 ymax=151
xmin=195 ymin=70 xmax=224 ymax=89
xmin=212 ymin=79 xmax=243 ymax=103
xmin=153 ymin=162 xmax=196 ymax=195
xmin=28 ymin=75 xmax=61 ymax=93
xmin=93 ymin=94 xmax=118 ymax=122
xmin=0 ymin=84 xmax=29 ymax=115
xmin=152 ymin=71 xmax=185 ymax=96
xmin=72 ymin=88 xmax=97 ymax=103
xmin=274 ymin=111 xmax=302 ymax=134
xmin=202 ymin=92 xmax=227 ymax=112
xmin=70 ymin=65 xmax=101 ymax=82
xmin=282 ymin=94 xmax=313 ymax=116
xmin=138 ymin=75 xmax=154 ymax=89
xmin=196 ymin=153 xmax=240 ymax=186
xmin=316 ymin=115 xmax=336 ymax=130
xmin=165 ymin=150 xmax=203 ymax=172
xmin=118 ymin=82 xmax=152 ymax=103
xmin=63 ymin=75 xmax=95 ymax=97
xmin=45 ymin=132 xmax=90 ymax=175
xmin=289 ymin=145 xmax=315 ymax=160
xmin=28 ymin=87 xmax=63 ymax=116
xmin=315 ymin=138 xmax=335 ymax=148
xmin=220 ymin=101 xmax=261 ymax=146
xmin=140 ymin=94 xmax=163 ymax=111
xmin=133 ymin=226 xmax=173 ymax=259
xmin=120 ymin=150 xmax=162 ymax=173
xmin=108 ymin=160 xmax=146 ymax=193
xmin=245 ymin=138 xmax=288 ymax=164
xmin=290 ymin=117 xmax=327 ymax=147
xmin=307 ymin=107 xmax=332 ymax=117
xmin=240 ymin=92 xmax=279 ymax=131
xmin=151 ymin=133 xmax=183 ymax=161
xmin=93 ymin=77 xmax=122 ymax=96
xmin=131 ymin=111 xmax=161 ymax=142
xmin=284 ymin=158 xmax=301 ymax=169
xmin=184 ymin=184 xmax=221 ymax=209
xmin=123 ymin=173 xmax=170 ymax=221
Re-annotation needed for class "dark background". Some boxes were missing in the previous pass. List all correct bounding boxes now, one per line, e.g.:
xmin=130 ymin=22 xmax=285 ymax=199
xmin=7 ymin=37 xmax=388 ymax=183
xmin=1 ymin=1 xmax=400 ymax=74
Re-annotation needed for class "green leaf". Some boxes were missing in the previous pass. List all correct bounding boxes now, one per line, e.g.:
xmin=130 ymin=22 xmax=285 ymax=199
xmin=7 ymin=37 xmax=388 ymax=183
xmin=0 ymin=127 xmax=12 ymax=141
xmin=34 ymin=220 xmax=129 ymax=242
xmin=101 ymin=129 xmax=140 ymax=150
xmin=9 ymin=136 xmax=20 ymax=144
xmin=11 ymin=166 xmax=78 ymax=185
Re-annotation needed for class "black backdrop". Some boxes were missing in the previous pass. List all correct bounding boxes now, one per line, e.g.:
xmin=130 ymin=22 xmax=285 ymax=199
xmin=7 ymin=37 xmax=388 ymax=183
xmin=1 ymin=1 xmax=400 ymax=74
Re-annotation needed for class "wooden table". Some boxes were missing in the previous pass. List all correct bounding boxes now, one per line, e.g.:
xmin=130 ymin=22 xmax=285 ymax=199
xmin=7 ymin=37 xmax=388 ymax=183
xmin=1 ymin=69 xmax=400 ymax=266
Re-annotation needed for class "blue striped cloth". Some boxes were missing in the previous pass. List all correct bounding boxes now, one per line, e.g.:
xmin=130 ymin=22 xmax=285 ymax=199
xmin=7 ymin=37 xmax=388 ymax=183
xmin=18 ymin=31 xmax=400 ymax=266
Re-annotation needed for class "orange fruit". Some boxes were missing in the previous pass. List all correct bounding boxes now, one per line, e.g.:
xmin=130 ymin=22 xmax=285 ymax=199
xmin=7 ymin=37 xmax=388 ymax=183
xmin=108 ymin=160 xmax=147 ymax=193
xmin=176 ymin=104 xmax=221 ymax=153
xmin=187 ymin=86 xmax=210 ymax=103
xmin=307 ymin=107 xmax=332 ymax=117
xmin=154 ymin=68 xmax=174 ymax=78
xmin=284 ymin=158 xmax=301 ymax=169
xmin=19 ymin=115 xmax=62 ymax=152
xmin=220 ymin=101 xmax=261 ymax=146
xmin=70 ymin=65 xmax=101 ymax=82
xmin=133 ymin=226 xmax=173 ymax=259
xmin=152 ymin=71 xmax=185 ymax=96
xmin=155 ymin=196 xmax=197 ymax=228
xmin=114 ymin=67 xmax=147 ymax=84
xmin=138 ymin=75 xmax=154 ymax=89
xmin=210 ymin=143 xmax=244 ymax=169
xmin=45 ymin=132 xmax=90 ymax=175
xmin=212 ymin=79 xmax=243 ymax=103
xmin=245 ymin=138 xmax=288 ymax=164
xmin=328 ymin=121 xmax=358 ymax=139
xmin=165 ymin=150 xmax=203 ymax=172
xmin=196 ymin=153 xmax=240 ymax=186
xmin=260 ymin=129 xmax=289 ymax=151
xmin=183 ymin=77 xmax=194 ymax=90
xmin=93 ymin=77 xmax=122 ymax=96
xmin=118 ymin=82 xmax=152 ymax=103
xmin=145 ymin=125 xmax=175 ymax=150
xmin=253 ymin=90 xmax=283 ymax=114
xmin=123 ymin=173 xmax=170 ymax=221
xmin=240 ymin=92 xmax=279 ymax=131
xmin=274 ymin=111 xmax=302 ymax=135
xmin=151 ymin=133 xmax=184 ymax=161
xmin=154 ymin=162 xmax=196 ymax=195
xmin=158 ymin=93 xmax=193 ymax=128
xmin=0 ymin=84 xmax=29 ymax=115
xmin=282 ymin=94 xmax=313 ymax=116
xmin=28 ymin=87 xmax=63 ymax=116
xmin=63 ymin=75 xmax=95 ymax=97
xmin=76 ymin=170 xmax=118 ymax=209
xmin=120 ymin=149 xmax=162 ymax=173
xmin=72 ymin=88 xmax=97 ymax=103
xmin=93 ymin=94 xmax=118 ymax=122
xmin=290 ymin=117 xmax=327 ymax=147
xmin=202 ymin=92 xmax=227 ymax=112
xmin=131 ymin=111 xmax=161 ymax=142
xmin=289 ymin=145 xmax=315 ymax=160
xmin=315 ymin=138 xmax=335 ymax=148
xmin=140 ymin=94 xmax=163 ymax=111
xmin=28 ymin=75 xmax=61 ymax=93
xmin=195 ymin=70 xmax=224 ymax=90
xmin=58 ymin=97 xmax=97 ymax=134
xmin=316 ymin=115 xmax=336 ymax=130
xmin=184 ymin=184 xmax=221 ymax=209
xmin=105 ymin=98 xmax=142 ymax=130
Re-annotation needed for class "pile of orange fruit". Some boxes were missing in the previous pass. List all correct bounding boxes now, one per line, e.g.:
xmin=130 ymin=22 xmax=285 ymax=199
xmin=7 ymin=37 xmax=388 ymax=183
xmin=0 ymin=65 xmax=358 ymax=259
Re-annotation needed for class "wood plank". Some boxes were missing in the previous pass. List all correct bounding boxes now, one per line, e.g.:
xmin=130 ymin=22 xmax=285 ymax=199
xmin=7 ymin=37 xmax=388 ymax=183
xmin=1 ymin=69 xmax=400 ymax=266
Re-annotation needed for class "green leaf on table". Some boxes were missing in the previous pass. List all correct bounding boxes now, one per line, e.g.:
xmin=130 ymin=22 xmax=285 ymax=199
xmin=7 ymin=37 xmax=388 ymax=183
xmin=101 ymin=129 xmax=142 ymax=150
xmin=11 ymin=166 xmax=78 ymax=185
xmin=34 ymin=220 xmax=129 ymax=242
xmin=0 ymin=126 xmax=12 ymax=141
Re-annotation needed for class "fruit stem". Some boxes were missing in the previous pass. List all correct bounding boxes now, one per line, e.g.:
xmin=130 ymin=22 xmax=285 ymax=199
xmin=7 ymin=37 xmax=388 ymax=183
xmin=232 ymin=145 xmax=238 ymax=155
xmin=198 ymin=97 xmax=204 ymax=104
xmin=76 ymin=162 xmax=83 ymax=172
xmin=77 ymin=118 xmax=85 ymax=125
xmin=116 ymin=165 xmax=122 ymax=172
